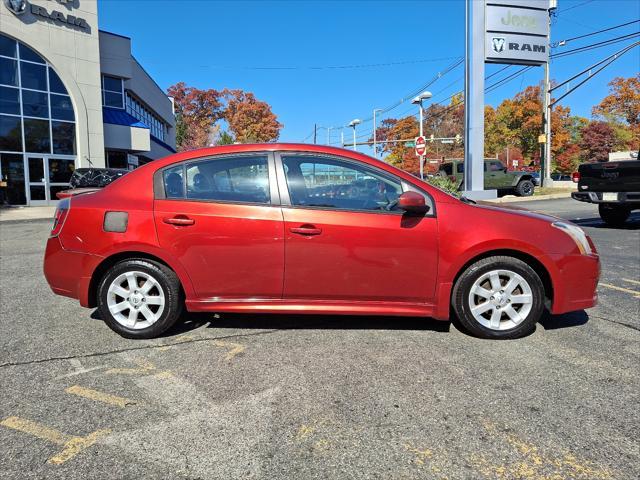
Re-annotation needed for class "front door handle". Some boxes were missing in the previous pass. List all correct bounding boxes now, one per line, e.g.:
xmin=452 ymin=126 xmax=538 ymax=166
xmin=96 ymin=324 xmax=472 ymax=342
xmin=163 ymin=215 xmax=195 ymax=226
xmin=290 ymin=224 xmax=322 ymax=236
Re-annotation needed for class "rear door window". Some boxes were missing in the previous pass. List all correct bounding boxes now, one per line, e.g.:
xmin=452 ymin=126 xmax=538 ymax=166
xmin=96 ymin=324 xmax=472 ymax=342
xmin=185 ymin=155 xmax=270 ymax=204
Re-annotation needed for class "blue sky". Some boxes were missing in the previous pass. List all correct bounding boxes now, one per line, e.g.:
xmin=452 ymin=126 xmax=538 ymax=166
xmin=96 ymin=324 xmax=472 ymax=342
xmin=98 ymin=0 xmax=640 ymax=152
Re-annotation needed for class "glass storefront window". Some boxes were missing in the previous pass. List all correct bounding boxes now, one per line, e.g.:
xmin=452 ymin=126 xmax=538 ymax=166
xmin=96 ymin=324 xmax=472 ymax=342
xmin=0 ymin=35 xmax=16 ymax=58
xmin=28 ymin=157 xmax=45 ymax=182
xmin=0 ymin=58 xmax=18 ymax=86
xmin=22 ymin=90 xmax=49 ymax=118
xmin=19 ymin=44 xmax=45 ymax=64
xmin=0 ymin=114 xmax=22 ymax=152
xmin=0 ymin=153 xmax=26 ymax=205
xmin=48 ymin=158 xmax=75 ymax=183
xmin=48 ymin=68 xmax=66 ymax=94
xmin=0 ymin=86 xmax=20 ymax=115
xmin=50 ymin=94 xmax=74 ymax=121
xmin=24 ymin=118 xmax=51 ymax=153
xmin=20 ymin=62 xmax=47 ymax=91
xmin=0 ymin=32 xmax=78 ymax=205
xmin=52 ymin=121 xmax=75 ymax=155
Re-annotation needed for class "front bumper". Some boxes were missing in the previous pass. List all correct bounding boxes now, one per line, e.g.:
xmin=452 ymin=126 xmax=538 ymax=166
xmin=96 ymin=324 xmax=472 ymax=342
xmin=43 ymin=236 xmax=103 ymax=307
xmin=546 ymin=253 xmax=600 ymax=315
xmin=572 ymin=191 xmax=640 ymax=205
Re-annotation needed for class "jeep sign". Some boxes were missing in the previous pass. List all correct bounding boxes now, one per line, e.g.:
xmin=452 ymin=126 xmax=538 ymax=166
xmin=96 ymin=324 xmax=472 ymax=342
xmin=485 ymin=5 xmax=549 ymax=36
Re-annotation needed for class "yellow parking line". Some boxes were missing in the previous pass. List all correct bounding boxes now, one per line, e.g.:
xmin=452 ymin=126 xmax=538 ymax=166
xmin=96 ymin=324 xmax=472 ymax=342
xmin=1 ymin=416 xmax=68 ymax=445
xmin=48 ymin=429 xmax=111 ymax=465
xmin=212 ymin=340 xmax=246 ymax=362
xmin=65 ymin=385 xmax=136 ymax=408
xmin=105 ymin=359 xmax=156 ymax=375
xmin=0 ymin=416 xmax=111 ymax=465
xmin=600 ymin=283 xmax=640 ymax=298
xmin=622 ymin=278 xmax=640 ymax=286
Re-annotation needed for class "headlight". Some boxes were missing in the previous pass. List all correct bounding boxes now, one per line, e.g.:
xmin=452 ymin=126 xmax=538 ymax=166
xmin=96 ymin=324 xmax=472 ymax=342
xmin=552 ymin=222 xmax=592 ymax=255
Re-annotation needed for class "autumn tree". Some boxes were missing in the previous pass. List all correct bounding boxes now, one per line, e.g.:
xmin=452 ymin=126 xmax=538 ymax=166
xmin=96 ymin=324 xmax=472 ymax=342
xmin=593 ymin=74 xmax=640 ymax=127
xmin=167 ymin=83 xmax=283 ymax=150
xmin=223 ymin=89 xmax=282 ymax=143
xmin=167 ymin=82 xmax=223 ymax=151
xmin=579 ymin=121 xmax=617 ymax=162
xmin=371 ymin=118 xmax=398 ymax=157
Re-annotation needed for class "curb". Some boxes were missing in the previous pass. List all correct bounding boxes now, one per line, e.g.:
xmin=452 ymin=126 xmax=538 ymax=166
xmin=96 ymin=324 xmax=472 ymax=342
xmin=0 ymin=217 xmax=53 ymax=225
xmin=483 ymin=192 xmax=573 ymax=203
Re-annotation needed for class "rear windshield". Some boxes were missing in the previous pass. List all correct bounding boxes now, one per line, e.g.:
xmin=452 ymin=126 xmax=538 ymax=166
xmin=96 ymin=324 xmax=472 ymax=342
xmin=69 ymin=168 xmax=128 ymax=188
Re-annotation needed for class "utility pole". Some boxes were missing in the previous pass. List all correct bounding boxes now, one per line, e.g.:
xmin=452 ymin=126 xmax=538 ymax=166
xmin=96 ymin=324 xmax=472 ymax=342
xmin=373 ymin=109 xmax=382 ymax=158
xmin=542 ymin=2 xmax=556 ymax=187
xmin=462 ymin=0 xmax=488 ymax=198
xmin=412 ymin=92 xmax=432 ymax=180
xmin=313 ymin=124 xmax=317 ymax=144
xmin=327 ymin=126 xmax=332 ymax=145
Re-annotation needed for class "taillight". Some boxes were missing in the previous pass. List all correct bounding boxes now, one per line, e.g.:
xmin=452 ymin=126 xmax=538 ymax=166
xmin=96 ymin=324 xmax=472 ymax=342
xmin=572 ymin=172 xmax=580 ymax=183
xmin=51 ymin=198 xmax=70 ymax=237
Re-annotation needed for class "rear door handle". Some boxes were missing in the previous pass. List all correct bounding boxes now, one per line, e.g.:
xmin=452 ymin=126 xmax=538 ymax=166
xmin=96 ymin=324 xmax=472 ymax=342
xmin=290 ymin=225 xmax=322 ymax=236
xmin=163 ymin=215 xmax=195 ymax=226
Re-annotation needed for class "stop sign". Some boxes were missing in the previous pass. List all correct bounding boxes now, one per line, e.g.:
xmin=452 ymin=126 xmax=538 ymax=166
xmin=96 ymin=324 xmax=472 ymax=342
xmin=415 ymin=136 xmax=427 ymax=156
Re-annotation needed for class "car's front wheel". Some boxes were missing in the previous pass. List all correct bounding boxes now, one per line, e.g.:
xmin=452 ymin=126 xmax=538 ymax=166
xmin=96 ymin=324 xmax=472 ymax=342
xmin=515 ymin=179 xmax=534 ymax=197
xmin=452 ymin=256 xmax=545 ymax=339
xmin=97 ymin=259 xmax=183 ymax=339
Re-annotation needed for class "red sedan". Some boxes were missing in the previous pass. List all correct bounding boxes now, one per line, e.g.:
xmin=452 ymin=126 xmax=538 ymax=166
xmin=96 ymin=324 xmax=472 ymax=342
xmin=43 ymin=144 xmax=600 ymax=339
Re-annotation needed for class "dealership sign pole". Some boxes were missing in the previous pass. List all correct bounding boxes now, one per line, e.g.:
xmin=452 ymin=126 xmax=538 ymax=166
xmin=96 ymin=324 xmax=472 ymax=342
xmin=464 ymin=0 xmax=553 ymax=199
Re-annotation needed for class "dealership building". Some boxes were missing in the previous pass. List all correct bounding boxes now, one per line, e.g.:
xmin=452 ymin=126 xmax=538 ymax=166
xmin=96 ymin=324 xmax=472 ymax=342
xmin=0 ymin=0 xmax=176 ymax=206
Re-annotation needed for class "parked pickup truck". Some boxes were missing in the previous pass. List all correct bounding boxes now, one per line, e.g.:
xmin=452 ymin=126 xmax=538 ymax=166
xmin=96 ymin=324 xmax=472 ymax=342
xmin=571 ymin=155 xmax=640 ymax=226
xmin=439 ymin=159 xmax=536 ymax=196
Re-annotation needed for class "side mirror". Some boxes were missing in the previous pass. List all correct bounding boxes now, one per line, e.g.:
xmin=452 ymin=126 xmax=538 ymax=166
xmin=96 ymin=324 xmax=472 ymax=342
xmin=397 ymin=191 xmax=429 ymax=214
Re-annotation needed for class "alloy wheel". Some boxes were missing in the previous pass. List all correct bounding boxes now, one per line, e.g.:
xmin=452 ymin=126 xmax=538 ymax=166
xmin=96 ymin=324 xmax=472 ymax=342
xmin=467 ymin=269 xmax=533 ymax=331
xmin=106 ymin=270 xmax=165 ymax=329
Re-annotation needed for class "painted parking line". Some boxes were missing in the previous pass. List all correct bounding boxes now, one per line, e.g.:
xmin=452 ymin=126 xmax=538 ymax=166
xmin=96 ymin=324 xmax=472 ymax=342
xmin=65 ymin=385 xmax=136 ymax=408
xmin=212 ymin=340 xmax=246 ymax=362
xmin=0 ymin=416 xmax=110 ymax=465
xmin=599 ymin=282 xmax=640 ymax=299
xmin=622 ymin=278 xmax=640 ymax=286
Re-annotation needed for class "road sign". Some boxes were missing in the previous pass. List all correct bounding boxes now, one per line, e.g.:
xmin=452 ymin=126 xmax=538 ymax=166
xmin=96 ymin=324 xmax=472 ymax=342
xmin=415 ymin=136 xmax=427 ymax=156
xmin=404 ymin=141 xmax=415 ymax=148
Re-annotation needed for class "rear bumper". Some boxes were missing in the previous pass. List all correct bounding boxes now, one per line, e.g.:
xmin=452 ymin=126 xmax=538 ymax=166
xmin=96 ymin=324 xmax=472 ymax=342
xmin=43 ymin=236 xmax=103 ymax=307
xmin=572 ymin=191 xmax=640 ymax=205
xmin=547 ymin=253 xmax=600 ymax=315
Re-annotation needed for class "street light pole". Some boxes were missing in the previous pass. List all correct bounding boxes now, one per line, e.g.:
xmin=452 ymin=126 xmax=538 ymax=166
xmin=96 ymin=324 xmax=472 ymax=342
xmin=327 ymin=126 xmax=333 ymax=145
xmin=348 ymin=119 xmax=361 ymax=151
xmin=412 ymin=91 xmax=432 ymax=180
xmin=373 ymin=109 xmax=382 ymax=158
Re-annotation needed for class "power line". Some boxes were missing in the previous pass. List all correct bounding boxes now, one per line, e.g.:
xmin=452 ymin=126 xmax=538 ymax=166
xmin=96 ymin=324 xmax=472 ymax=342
xmin=557 ymin=0 xmax=596 ymax=13
xmin=552 ymin=19 xmax=640 ymax=47
xmin=550 ymin=41 xmax=640 ymax=105
xmin=551 ymin=31 xmax=640 ymax=58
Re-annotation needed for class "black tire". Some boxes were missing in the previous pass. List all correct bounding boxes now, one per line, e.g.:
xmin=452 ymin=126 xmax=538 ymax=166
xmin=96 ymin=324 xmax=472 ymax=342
xmin=97 ymin=259 xmax=183 ymax=339
xmin=515 ymin=179 xmax=534 ymax=197
xmin=598 ymin=203 xmax=630 ymax=227
xmin=452 ymin=256 xmax=545 ymax=339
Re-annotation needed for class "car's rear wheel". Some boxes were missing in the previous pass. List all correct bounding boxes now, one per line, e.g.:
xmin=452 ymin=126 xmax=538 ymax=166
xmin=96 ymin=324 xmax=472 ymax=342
xmin=97 ymin=259 xmax=182 ymax=339
xmin=515 ymin=179 xmax=534 ymax=197
xmin=598 ymin=203 xmax=630 ymax=227
xmin=452 ymin=256 xmax=545 ymax=339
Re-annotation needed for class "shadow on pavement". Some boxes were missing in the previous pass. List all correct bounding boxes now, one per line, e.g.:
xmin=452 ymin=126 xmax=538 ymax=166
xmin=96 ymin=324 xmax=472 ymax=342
xmin=539 ymin=310 xmax=589 ymax=330
xmin=570 ymin=212 xmax=640 ymax=230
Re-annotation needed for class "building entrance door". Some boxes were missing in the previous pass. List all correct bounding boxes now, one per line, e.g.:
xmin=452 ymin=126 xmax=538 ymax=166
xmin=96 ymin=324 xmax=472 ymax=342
xmin=0 ymin=153 xmax=27 ymax=206
xmin=26 ymin=156 xmax=76 ymax=206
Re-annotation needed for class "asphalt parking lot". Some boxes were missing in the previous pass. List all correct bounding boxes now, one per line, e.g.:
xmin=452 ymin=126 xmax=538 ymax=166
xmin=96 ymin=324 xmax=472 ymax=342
xmin=0 ymin=198 xmax=638 ymax=480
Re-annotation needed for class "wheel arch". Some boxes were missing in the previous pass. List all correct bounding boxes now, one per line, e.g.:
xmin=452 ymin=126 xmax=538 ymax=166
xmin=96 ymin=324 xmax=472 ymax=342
xmin=450 ymin=249 xmax=554 ymax=308
xmin=515 ymin=175 xmax=533 ymax=187
xmin=86 ymin=251 xmax=191 ymax=308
